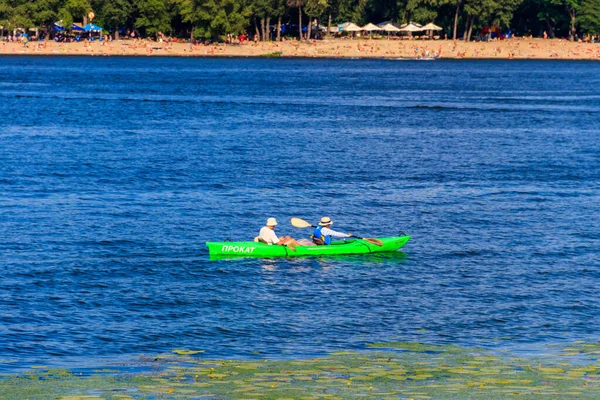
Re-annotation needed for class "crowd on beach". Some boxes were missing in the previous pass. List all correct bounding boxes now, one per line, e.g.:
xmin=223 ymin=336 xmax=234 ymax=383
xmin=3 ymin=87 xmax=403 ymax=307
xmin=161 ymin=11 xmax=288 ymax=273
xmin=1 ymin=30 xmax=600 ymax=60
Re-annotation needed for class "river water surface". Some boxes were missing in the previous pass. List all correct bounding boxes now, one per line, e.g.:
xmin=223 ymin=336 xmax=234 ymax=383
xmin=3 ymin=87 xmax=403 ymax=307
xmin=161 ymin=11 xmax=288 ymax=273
xmin=0 ymin=57 xmax=599 ymax=372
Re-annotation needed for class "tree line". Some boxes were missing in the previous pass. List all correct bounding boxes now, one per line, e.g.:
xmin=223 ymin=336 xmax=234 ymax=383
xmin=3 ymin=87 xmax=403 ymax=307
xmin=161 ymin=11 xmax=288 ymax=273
xmin=1 ymin=0 xmax=599 ymax=41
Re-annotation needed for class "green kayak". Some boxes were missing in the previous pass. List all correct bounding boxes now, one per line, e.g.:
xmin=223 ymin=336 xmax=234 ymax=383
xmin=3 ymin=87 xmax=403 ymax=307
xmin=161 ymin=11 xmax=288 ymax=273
xmin=207 ymin=236 xmax=410 ymax=259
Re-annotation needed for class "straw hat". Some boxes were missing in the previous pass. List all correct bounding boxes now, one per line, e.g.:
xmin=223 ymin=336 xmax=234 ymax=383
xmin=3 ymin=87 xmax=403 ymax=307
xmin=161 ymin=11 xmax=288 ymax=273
xmin=266 ymin=217 xmax=278 ymax=226
xmin=318 ymin=217 xmax=333 ymax=226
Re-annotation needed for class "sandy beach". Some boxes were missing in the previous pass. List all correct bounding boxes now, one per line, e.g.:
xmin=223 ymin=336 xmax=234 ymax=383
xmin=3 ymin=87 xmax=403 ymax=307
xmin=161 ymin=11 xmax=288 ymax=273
xmin=1 ymin=37 xmax=599 ymax=60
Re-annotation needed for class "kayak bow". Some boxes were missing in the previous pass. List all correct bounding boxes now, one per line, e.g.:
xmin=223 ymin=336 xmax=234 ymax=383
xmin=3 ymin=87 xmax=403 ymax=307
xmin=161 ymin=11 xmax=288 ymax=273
xmin=206 ymin=236 xmax=410 ymax=259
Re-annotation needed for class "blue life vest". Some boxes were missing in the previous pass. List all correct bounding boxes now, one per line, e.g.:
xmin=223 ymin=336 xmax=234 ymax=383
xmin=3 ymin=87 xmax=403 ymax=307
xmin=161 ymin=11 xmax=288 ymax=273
xmin=311 ymin=226 xmax=331 ymax=245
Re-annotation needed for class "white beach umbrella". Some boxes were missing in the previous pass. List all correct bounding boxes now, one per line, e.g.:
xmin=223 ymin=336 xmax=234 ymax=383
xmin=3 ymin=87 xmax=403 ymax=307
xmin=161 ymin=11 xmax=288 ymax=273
xmin=340 ymin=22 xmax=363 ymax=32
xmin=422 ymin=22 xmax=442 ymax=31
xmin=361 ymin=23 xmax=381 ymax=39
xmin=361 ymin=23 xmax=381 ymax=31
xmin=421 ymin=22 xmax=443 ymax=39
xmin=400 ymin=22 xmax=423 ymax=32
xmin=377 ymin=22 xmax=402 ymax=39
xmin=378 ymin=22 xmax=401 ymax=32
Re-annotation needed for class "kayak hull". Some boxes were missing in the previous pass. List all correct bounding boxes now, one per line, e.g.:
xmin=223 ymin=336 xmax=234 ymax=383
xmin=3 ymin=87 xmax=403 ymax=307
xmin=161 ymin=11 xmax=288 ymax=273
xmin=207 ymin=236 xmax=410 ymax=259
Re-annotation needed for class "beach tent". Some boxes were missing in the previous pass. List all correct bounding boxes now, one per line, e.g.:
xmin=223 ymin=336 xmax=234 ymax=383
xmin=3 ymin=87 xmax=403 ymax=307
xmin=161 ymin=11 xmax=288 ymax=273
xmin=83 ymin=23 xmax=103 ymax=32
xmin=52 ymin=21 xmax=87 ymax=33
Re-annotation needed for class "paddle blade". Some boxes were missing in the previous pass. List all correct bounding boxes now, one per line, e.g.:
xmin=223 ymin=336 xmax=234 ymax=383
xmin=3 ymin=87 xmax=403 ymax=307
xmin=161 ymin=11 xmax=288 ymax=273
xmin=291 ymin=217 xmax=313 ymax=228
xmin=364 ymin=238 xmax=383 ymax=246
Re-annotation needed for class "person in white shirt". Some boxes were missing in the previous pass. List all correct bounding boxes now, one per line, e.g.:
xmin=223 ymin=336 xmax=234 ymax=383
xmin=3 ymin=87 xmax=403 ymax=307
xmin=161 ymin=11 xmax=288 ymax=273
xmin=257 ymin=218 xmax=299 ymax=247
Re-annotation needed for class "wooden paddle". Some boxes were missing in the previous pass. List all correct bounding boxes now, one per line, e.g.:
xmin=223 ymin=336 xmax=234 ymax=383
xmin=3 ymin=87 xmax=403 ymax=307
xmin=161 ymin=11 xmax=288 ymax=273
xmin=290 ymin=218 xmax=383 ymax=246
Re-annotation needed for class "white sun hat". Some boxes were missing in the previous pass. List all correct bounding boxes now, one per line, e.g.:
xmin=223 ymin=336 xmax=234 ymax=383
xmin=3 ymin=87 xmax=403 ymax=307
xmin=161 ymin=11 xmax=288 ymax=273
xmin=319 ymin=217 xmax=333 ymax=226
xmin=266 ymin=218 xmax=278 ymax=226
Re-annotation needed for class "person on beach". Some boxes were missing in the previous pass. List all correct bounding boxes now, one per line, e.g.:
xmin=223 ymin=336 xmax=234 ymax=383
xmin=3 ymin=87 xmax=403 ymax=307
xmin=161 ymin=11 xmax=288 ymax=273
xmin=311 ymin=217 xmax=353 ymax=245
xmin=257 ymin=218 xmax=299 ymax=247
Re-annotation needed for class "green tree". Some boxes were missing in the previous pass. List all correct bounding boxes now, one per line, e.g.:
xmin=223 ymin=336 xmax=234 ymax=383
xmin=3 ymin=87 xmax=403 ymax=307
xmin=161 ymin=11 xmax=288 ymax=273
xmin=273 ymin=0 xmax=286 ymax=40
xmin=363 ymin=0 xmax=400 ymax=24
xmin=252 ymin=0 xmax=272 ymax=40
xmin=287 ymin=0 xmax=305 ymax=39
xmin=461 ymin=0 xmax=522 ymax=41
xmin=99 ymin=0 xmax=134 ymax=38
xmin=452 ymin=0 xmax=462 ymax=39
xmin=305 ymin=0 xmax=328 ymax=38
xmin=57 ymin=7 xmax=74 ymax=31
xmin=350 ymin=0 xmax=368 ymax=23
xmin=0 ymin=0 xmax=14 ymax=36
xmin=495 ymin=0 xmax=523 ymax=26
xmin=462 ymin=0 xmax=494 ymax=41
xmin=522 ymin=0 xmax=568 ymax=37
xmin=328 ymin=0 xmax=366 ymax=24
xmin=135 ymin=0 xmax=171 ymax=36
xmin=178 ymin=0 xmax=251 ymax=39
xmin=564 ymin=0 xmax=581 ymax=39
xmin=65 ymin=0 xmax=92 ymax=21
xmin=405 ymin=0 xmax=438 ymax=24
xmin=579 ymin=0 xmax=600 ymax=34
xmin=10 ymin=1 xmax=35 ymax=31
xmin=33 ymin=0 xmax=61 ymax=37
xmin=533 ymin=0 xmax=581 ymax=38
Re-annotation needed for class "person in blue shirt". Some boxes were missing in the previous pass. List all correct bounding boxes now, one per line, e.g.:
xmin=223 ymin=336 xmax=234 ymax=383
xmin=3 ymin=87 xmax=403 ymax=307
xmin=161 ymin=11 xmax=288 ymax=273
xmin=311 ymin=217 xmax=353 ymax=245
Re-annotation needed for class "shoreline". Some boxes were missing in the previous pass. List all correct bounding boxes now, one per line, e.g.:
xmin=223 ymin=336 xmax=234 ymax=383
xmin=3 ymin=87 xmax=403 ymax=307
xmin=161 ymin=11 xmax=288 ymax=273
xmin=2 ymin=53 xmax=600 ymax=61
xmin=1 ymin=38 xmax=599 ymax=60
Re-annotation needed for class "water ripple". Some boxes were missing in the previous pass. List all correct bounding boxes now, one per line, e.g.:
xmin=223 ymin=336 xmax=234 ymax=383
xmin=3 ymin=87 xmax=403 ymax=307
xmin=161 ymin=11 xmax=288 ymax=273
xmin=0 ymin=57 xmax=599 ymax=371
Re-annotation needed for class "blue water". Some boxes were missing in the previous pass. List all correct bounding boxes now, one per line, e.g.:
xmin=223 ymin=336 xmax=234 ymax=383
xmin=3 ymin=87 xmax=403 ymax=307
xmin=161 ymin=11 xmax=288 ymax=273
xmin=1 ymin=57 xmax=599 ymax=371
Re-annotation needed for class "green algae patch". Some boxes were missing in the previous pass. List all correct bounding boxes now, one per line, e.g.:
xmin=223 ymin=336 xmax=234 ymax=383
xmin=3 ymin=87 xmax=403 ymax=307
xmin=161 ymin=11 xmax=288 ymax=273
xmin=366 ymin=341 xmax=467 ymax=352
xmin=557 ymin=342 xmax=600 ymax=358
xmin=1 ymin=342 xmax=600 ymax=399
xmin=172 ymin=349 xmax=205 ymax=355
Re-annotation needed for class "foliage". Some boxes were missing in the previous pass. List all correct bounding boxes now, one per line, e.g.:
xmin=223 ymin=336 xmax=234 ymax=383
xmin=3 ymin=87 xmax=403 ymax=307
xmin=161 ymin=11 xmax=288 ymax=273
xmin=135 ymin=0 xmax=172 ymax=35
xmin=0 ymin=0 xmax=598 ymax=39
xmin=57 ymin=7 xmax=73 ymax=29
xmin=178 ymin=0 xmax=251 ymax=38
xmin=33 ymin=0 xmax=62 ymax=27
xmin=405 ymin=0 xmax=440 ymax=25
xmin=579 ymin=0 xmax=600 ymax=33
xmin=65 ymin=0 xmax=91 ymax=20
xmin=306 ymin=0 xmax=329 ymax=18
xmin=98 ymin=0 xmax=133 ymax=30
